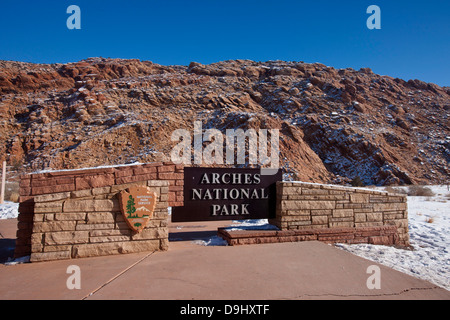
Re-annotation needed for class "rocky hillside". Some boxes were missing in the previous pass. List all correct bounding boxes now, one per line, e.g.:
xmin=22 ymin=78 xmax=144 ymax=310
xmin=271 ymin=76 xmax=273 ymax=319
xmin=0 ymin=58 xmax=448 ymax=185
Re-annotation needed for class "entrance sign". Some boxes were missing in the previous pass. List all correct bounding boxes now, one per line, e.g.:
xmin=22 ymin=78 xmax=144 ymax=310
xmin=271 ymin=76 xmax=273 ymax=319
xmin=119 ymin=186 xmax=157 ymax=233
xmin=172 ymin=167 xmax=281 ymax=222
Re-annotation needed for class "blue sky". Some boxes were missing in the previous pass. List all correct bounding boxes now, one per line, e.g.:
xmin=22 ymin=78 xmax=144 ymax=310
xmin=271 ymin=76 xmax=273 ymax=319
xmin=0 ymin=1 xmax=449 ymax=86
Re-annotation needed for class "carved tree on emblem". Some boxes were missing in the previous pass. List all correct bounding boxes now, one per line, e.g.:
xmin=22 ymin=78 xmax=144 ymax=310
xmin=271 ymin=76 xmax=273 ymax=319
xmin=126 ymin=195 xmax=137 ymax=218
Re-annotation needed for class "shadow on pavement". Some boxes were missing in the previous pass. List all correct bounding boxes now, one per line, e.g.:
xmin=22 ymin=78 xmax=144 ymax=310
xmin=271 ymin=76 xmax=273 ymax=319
xmin=0 ymin=238 xmax=16 ymax=263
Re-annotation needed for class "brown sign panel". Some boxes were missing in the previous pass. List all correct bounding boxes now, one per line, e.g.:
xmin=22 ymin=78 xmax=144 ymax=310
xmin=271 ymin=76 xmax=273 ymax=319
xmin=172 ymin=167 xmax=281 ymax=222
xmin=118 ymin=186 xmax=157 ymax=233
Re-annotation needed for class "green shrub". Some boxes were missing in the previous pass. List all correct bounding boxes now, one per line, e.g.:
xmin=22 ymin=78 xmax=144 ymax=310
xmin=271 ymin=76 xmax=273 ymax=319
xmin=350 ymin=176 xmax=365 ymax=187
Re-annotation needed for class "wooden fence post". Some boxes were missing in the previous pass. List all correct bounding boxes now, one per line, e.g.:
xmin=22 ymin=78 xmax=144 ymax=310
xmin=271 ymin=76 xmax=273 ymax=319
xmin=0 ymin=161 xmax=5 ymax=204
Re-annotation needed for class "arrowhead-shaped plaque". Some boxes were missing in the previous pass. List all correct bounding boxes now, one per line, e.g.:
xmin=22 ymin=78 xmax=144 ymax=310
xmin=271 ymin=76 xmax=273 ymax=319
xmin=118 ymin=186 xmax=157 ymax=233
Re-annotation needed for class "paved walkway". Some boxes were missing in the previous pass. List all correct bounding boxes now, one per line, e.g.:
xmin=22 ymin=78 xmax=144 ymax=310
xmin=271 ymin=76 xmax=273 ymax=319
xmin=0 ymin=219 xmax=449 ymax=300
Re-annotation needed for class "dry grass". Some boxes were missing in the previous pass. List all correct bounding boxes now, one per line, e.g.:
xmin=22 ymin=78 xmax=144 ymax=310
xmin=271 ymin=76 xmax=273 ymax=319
xmin=384 ymin=186 xmax=407 ymax=194
xmin=407 ymin=185 xmax=435 ymax=197
xmin=426 ymin=216 xmax=435 ymax=224
xmin=2 ymin=181 xmax=20 ymax=203
xmin=9 ymin=192 xmax=20 ymax=203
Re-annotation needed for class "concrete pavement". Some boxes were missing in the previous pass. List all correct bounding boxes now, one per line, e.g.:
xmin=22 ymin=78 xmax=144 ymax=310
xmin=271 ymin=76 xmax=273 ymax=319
xmin=0 ymin=219 xmax=449 ymax=300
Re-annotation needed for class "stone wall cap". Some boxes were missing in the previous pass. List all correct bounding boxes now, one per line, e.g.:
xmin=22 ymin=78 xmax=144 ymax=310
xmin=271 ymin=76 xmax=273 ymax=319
xmin=30 ymin=162 xmax=145 ymax=176
xmin=280 ymin=180 xmax=404 ymax=196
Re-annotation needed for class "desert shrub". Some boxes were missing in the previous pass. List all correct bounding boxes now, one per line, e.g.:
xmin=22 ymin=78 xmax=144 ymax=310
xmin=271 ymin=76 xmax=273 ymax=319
xmin=350 ymin=176 xmax=365 ymax=187
xmin=384 ymin=186 xmax=403 ymax=194
xmin=9 ymin=192 xmax=20 ymax=203
xmin=425 ymin=217 xmax=435 ymax=223
xmin=407 ymin=185 xmax=435 ymax=197
xmin=3 ymin=181 xmax=20 ymax=202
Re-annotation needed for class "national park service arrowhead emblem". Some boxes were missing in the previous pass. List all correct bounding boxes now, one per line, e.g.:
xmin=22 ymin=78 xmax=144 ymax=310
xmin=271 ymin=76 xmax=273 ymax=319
xmin=118 ymin=186 xmax=157 ymax=233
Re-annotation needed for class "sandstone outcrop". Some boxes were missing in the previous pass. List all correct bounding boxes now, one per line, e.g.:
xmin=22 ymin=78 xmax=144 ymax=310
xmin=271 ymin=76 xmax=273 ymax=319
xmin=1 ymin=58 xmax=448 ymax=185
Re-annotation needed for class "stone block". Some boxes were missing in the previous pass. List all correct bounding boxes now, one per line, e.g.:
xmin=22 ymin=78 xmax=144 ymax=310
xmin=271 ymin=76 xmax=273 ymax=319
xmin=90 ymin=229 xmax=131 ymax=237
xmin=63 ymin=199 xmax=96 ymax=212
xmin=44 ymin=231 xmax=89 ymax=245
xmin=34 ymin=192 xmax=71 ymax=203
xmin=70 ymin=189 xmax=92 ymax=198
xmin=43 ymin=244 xmax=72 ymax=252
xmin=350 ymin=193 xmax=369 ymax=203
xmin=355 ymin=213 xmax=366 ymax=222
xmin=388 ymin=219 xmax=408 ymax=228
xmin=282 ymin=186 xmax=302 ymax=195
xmin=329 ymin=221 xmax=354 ymax=228
xmin=373 ymin=202 xmax=407 ymax=212
xmin=72 ymin=240 xmax=160 ymax=258
xmin=33 ymin=221 xmax=77 ymax=233
xmin=43 ymin=214 xmax=54 ymax=221
xmin=30 ymin=251 xmax=71 ymax=262
xmin=33 ymin=214 xmax=44 ymax=222
xmin=288 ymin=220 xmax=312 ymax=227
xmin=54 ymin=213 xmax=86 ymax=221
xmin=34 ymin=201 xmax=64 ymax=213
xmin=63 ymin=199 xmax=119 ymax=213
xmin=280 ymin=215 xmax=311 ymax=222
xmin=114 ymin=168 xmax=133 ymax=178
xmin=332 ymin=209 xmax=353 ymax=217
xmin=302 ymin=188 xmax=329 ymax=195
xmin=157 ymin=172 xmax=183 ymax=180
xmin=134 ymin=166 xmax=158 ymax=175
xmin=75 ymin=174 xmax=115 ymax=190
xmin=92 ymin=186 xmax=112 ymax=196
xmin=19 ymin=187 xmax=31 ymax=196
xmin=87 ymin=212 xmax=116 ymax=224
xmin=19 ymin=177 xmax=31 ymax=188
xmin=369 ymin=236 xmax=392 ymax=245
xmin=285 ymin=209 xmax=311 ymax=216
xmin=310 ymin=209 xmax=332 ymax=216
xmin=156 ymin=165 xmax=175 ymax=173
xmin=94 ymin=199 xmax=119 ymax=212
xmin=366 ymin=212 xmax=383 ymax=222
xmin=280 ymin=200 xmax=335 ymax=210
xmin=131 ymin=227 xmax=168 ymax=240
xmin=312 ymin=215 xmax=328 ymax=225
xmin=355 ymin=222 xmax=383 ymax=227
xmin=89 ymin=235 xmax=131 ymax=243
xmin=148 ymin=180 xmax=170 ymax=187
xmin=110 ymin=181 xmax=147 ymax=193
xmin=31 ymin=233 xmax=44 ymax=250
xmin=76 ymin=223 xmax=115 ymax=230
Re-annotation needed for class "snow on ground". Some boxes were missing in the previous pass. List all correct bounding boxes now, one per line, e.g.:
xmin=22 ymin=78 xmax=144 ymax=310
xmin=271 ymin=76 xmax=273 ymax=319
xmin=335 ymin=185 xmax=450 ymax=291
xmin=192 ymin=219 xmax=276 ymax=246
xmin=0 ymin=201 xmax=19 ymax=220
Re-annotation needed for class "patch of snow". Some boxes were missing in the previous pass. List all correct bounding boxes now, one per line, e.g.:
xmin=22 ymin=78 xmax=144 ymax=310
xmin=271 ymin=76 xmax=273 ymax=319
xmin=32 ymin=161 xmax=143 ymax=174
xmin=4 ymin=255 xmax=30 ymax=265
xmin=191 ymin=236 xmax=228 ymax=246
xmin=287 ymin=180 xmax=386 ymax=195
xmin=336 ymin=185 xmax=450 ymax=290
xmin=226 ymin=219 xmax=279 ymax=231
xmin=0 ymin=201 xmax=19 ymax=220
xmin=191 ymin=220 xmax=278 ymax=246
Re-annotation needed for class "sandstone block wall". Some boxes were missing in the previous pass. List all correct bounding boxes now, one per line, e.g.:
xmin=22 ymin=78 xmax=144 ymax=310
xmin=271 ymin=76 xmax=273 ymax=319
xmin=270 ymin=182 xmax=409 ymax=246
xmin=15 ymin=162 xmax=183 ymax=259
xmin=27 ymin=180 xmax=169 ymax=262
